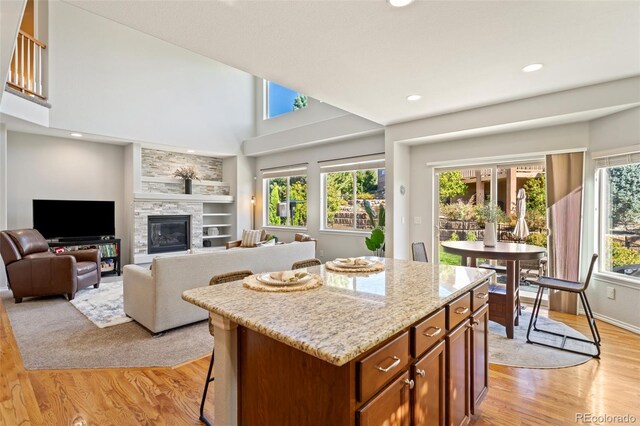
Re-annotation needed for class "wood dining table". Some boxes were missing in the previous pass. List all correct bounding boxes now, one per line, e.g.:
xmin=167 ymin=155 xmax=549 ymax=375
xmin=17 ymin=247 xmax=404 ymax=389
xmin=441 ymin=241 xmax=546 ymax=339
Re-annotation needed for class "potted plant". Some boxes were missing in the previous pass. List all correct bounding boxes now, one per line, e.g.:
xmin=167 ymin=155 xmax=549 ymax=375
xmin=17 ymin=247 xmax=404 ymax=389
xmin=173 ymin=166 xmax=199 ymax=194
xmin=363 ymin=200 xmax=385 ymax=257
xmin=475 ymin=204 xmax=505 ymax=247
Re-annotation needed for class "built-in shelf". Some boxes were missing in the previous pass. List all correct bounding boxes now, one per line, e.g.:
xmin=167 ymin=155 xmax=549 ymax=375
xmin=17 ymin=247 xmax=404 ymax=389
xmin=134 ymin=193 xmax=234 ymax=203
xmin=203 ymin=235 xmax=232 ymax=239
xmin=203 ymin=224 xmax=231 ymax=227
xmin=203 ymin=213 xmax=232 ymax=217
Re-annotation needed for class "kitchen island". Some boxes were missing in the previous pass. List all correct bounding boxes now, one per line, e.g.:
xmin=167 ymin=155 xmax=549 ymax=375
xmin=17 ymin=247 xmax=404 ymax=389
xmin=183 ymin=259 xmax=493 ymax=426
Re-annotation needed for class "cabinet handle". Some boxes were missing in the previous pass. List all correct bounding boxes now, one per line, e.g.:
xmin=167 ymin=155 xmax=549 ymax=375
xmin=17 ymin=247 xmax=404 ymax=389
xmin=467 ymin=320 xmax=480 ymax=329
xmin=476 ymin=292 xmax=488 ymax=299
xmin=455 ymin=306 xmax=469 ymax=315
xmin=404 ymin=378 xmax=415 ymax=389
xmin=415 ymin=369 xmax=425 ymax=378
xmin=423 ymin=326 xmax=442 ymax=338
xmin=375 ymin=356 xmax=401 ymax=373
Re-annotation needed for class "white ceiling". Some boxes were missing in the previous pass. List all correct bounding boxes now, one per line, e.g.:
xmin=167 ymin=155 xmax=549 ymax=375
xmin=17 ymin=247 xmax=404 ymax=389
xmin=66 ymin=0 xmax=640 ymax=126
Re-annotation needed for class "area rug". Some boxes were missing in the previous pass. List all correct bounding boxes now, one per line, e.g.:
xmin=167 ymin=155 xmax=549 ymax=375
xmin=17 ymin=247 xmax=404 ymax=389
xmin=1 ymin=289 xmax=213 ymax=370
xmin=69 ymin=281 xmax=132 ymax=328
xmin=489 ymin=310 xmax=594 ymax=369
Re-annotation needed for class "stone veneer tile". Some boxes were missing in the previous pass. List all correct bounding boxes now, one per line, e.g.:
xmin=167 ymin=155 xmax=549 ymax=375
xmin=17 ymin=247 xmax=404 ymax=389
xmin=142 ymin=148 xmax=223 ymax=181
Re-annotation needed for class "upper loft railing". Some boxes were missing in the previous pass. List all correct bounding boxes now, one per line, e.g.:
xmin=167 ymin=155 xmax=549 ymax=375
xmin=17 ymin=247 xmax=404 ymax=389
xmin=459 ymin=165 xmax=545 ymax=180
xmin=6 ymin=30 xmax=46 ymax=100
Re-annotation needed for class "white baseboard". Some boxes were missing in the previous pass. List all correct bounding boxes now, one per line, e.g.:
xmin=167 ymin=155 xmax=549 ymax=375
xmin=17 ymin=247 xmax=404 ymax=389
xmin=590 ymin=312 xmax=640 ymax=335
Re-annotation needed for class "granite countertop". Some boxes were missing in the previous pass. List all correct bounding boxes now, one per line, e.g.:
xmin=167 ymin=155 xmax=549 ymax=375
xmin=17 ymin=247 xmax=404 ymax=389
xmin=182 ymin=259 xmax=493 ymax=366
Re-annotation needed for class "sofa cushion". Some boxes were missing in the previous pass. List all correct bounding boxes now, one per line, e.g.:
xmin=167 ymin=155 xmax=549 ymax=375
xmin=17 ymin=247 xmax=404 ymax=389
xmin=240 ymin=229 xmax=262 ymax=247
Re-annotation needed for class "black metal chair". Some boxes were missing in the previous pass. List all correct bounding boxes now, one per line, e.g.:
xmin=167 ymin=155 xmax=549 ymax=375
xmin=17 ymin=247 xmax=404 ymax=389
xmin=526 ymin=254 xmax=601 ymax=358
xmin=200 ymin=270 xmax=254 ymax=426
xmin=411 ymin=242 xmax=428 ymax=262
xmin=291 ymin=258 xmax=322 ymax=270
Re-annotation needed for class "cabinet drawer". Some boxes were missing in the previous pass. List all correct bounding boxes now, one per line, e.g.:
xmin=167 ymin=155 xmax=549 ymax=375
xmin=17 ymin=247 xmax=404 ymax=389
xmin=358 ymin=371 xmax=411 ymax=426
xmin=412 ymin=308 xmax=446 ymax=358
xmin=446 ymin=293 xmax=472 ymax=330
xmin=471 ymin=281 xmax=489 ymax=312
xmin=358 ymin=331 xmax=410 ymax=403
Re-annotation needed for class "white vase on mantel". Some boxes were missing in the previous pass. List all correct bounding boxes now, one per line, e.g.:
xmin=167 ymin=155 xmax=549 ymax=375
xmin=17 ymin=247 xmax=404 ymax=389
xmin=484 ymin=222 xmax=497 ymax=247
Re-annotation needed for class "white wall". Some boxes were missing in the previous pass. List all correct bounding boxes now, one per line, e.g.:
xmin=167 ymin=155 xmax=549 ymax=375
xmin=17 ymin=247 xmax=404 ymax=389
xmin=0 ymin=0 xmax=26 ymax=105
xmin=0 ymin=124 xmax=7 ymax=288
xmin=254 ymin=134 xmax=385 ymax=261
xmin=586 ymin=107 xmax=640 ymax=333
xmin=47 ymin=1 xmax=254 ymax=154
xmin=6 ymin=131 xmax=128 ymax=264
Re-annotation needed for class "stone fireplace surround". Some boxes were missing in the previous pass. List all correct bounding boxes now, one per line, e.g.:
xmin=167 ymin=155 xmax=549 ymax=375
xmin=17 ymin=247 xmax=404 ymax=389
xmin=134 ymin=201 xmax=203 ymax=262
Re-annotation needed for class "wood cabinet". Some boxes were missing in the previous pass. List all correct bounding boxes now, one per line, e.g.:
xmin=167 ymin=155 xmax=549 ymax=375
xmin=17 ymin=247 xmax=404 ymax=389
xmin=446 ymin=321 xmax=471 ymax=426
xmin=412 ymin=340 xmax=446 ymax=426
xmin=470 ymin=303 xmax=489 ymax=414
xmin=358 ymin=372 xmax=411 ymax=426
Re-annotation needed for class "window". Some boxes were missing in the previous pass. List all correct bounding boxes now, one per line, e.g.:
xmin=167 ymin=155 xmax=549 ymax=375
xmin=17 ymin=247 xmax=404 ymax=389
xmin=323 ymin=167 xmax=385 ymax=231
xmin=265 ymin=175 xmax=307 ymax=227
xmin=596 ymin=156 xmax=640 ymax=281
xmin=265 ymin=81 xmax=308 ymax=119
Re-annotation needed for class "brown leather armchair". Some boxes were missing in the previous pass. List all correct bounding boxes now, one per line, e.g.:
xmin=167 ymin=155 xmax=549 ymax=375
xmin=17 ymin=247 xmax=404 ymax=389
xmin=0 ymin=229 xmax=101 ymax=303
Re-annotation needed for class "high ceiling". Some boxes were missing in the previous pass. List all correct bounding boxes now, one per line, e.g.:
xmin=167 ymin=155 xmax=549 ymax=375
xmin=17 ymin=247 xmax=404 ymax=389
xmin=66 ymin=0 xmax=640 ymax=126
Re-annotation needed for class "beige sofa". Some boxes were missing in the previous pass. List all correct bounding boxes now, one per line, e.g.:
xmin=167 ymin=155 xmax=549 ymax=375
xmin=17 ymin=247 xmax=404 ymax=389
xmin=123 ymin=241 xmax=316 ymax=333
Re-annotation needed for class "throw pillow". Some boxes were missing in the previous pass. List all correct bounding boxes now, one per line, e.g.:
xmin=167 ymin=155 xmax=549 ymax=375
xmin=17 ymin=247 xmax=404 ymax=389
xmin=240 ymin=229 xmax=262 ymax=247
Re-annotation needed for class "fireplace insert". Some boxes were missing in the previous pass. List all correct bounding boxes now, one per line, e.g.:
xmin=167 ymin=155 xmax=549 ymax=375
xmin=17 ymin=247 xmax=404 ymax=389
xmin=148 ymin=215 xmax=190 ymax=254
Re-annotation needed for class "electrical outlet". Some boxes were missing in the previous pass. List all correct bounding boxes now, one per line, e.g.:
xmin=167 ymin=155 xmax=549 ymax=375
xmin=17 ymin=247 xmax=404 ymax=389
xmin=401 ymin=216 xmax=405 ymax=225
xmin=319 ymin=250 xmax=324 ymax=258
xmin=414 ymin=216 xmax=422 ymax=224
xmin=606 ymin=286 xmax=615 ymax=300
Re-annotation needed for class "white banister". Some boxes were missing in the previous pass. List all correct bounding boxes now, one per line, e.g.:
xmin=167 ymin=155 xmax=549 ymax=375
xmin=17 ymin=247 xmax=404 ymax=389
xmin=7 ymin=30 xmax=47 ymax=100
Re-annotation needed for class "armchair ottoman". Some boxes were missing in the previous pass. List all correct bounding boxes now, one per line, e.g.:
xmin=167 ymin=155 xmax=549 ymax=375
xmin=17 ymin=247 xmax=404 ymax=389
xmin=0 ymin=229 xmax=101 ymax=303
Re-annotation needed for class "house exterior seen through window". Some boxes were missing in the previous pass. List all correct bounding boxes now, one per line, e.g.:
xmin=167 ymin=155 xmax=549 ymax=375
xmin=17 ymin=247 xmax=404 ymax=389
xmin=598 ymin=161 xmax=640 ymax=281
xmin=265 ymin=175 xmax=307 ymax=227
xmin=323 ymin=168 xmax=385 ymax=231
xmin=265 ymin=81 xmax=308 ymax=119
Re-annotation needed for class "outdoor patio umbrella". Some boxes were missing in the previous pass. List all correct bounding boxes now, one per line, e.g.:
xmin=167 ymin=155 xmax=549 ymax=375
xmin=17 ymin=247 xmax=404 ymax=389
xmin=513 ymin=188 xmax=530 ymax=241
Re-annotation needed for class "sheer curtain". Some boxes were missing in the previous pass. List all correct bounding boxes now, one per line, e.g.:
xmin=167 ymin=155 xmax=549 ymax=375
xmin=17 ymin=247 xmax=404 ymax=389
xmin=546 ymin=152 xmax=584 ymax=314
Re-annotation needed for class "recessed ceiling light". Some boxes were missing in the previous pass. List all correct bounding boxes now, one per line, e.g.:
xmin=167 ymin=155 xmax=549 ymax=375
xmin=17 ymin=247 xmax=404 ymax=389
xmin=406 ymin=94 xmax=422 ymax=101
xmin=388 ymin=0 xmax=415 ymax=7
xmin=522 ymin=63 xmax=543 ymax=73
xmin=70 ymin=132 xmax=83 ymax=137
xmin=187 ymin=149 xmax=195 ymax=153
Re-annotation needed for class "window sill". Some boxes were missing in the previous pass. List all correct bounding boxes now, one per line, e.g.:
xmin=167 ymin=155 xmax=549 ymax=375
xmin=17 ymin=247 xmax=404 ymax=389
xmin=262 ymin=226 xmax=308 ymax=232
xmin=319 ymin=229 xmax=371 ymax=237
xmin=592 ymin=272 xmax=640 ymax=289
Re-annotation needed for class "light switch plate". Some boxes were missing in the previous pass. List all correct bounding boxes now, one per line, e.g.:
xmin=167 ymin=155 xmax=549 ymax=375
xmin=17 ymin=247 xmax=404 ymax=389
xmin=414 ymin=217 xmax=422 ymax=224
xmin=606 ymin=286 xmax=615 ymax=300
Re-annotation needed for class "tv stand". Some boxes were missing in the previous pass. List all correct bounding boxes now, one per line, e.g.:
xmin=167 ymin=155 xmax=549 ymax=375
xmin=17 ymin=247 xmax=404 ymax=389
xmin=49 ymin=238 xmax=121 ymax=276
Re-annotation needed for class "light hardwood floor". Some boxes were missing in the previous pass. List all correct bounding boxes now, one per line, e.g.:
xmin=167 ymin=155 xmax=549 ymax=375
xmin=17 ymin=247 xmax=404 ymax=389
xmin=1 ymin=297 xmax=639 ymax=425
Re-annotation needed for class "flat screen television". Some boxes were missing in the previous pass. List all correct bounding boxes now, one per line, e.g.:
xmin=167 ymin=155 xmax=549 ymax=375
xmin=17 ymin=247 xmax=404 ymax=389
xmin=33 ymin=199 xmax=115 ymax=240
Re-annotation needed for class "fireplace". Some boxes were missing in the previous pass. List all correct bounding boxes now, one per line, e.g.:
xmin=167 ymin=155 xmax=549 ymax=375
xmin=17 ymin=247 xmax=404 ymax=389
xmin=148 ymin=215 xmax=191 ymax=254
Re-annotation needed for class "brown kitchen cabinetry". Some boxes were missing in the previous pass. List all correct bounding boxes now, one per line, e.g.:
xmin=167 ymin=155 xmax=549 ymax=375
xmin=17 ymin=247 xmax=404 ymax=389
xmin=470 ymin=303 xmax=489 ymax=414
xmin=357 ymin=371 xmax=412 ymax=426
xmin=412 ymin=340 xmax=446 ymax=426
xmin=446 ymin=320 xmax=471 ymax=426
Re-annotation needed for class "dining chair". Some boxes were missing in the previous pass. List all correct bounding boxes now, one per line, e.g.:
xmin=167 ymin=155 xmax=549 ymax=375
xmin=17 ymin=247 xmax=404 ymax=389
xmin=411 ymin=242 xmax=428 ymax=262
xmin=200 ymin=270 xmax=254 ymax=426
xmin=526 ymin=254 xmax=601 ymax=358
xmin=292 ymin=258 xmax=322 ymax=270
